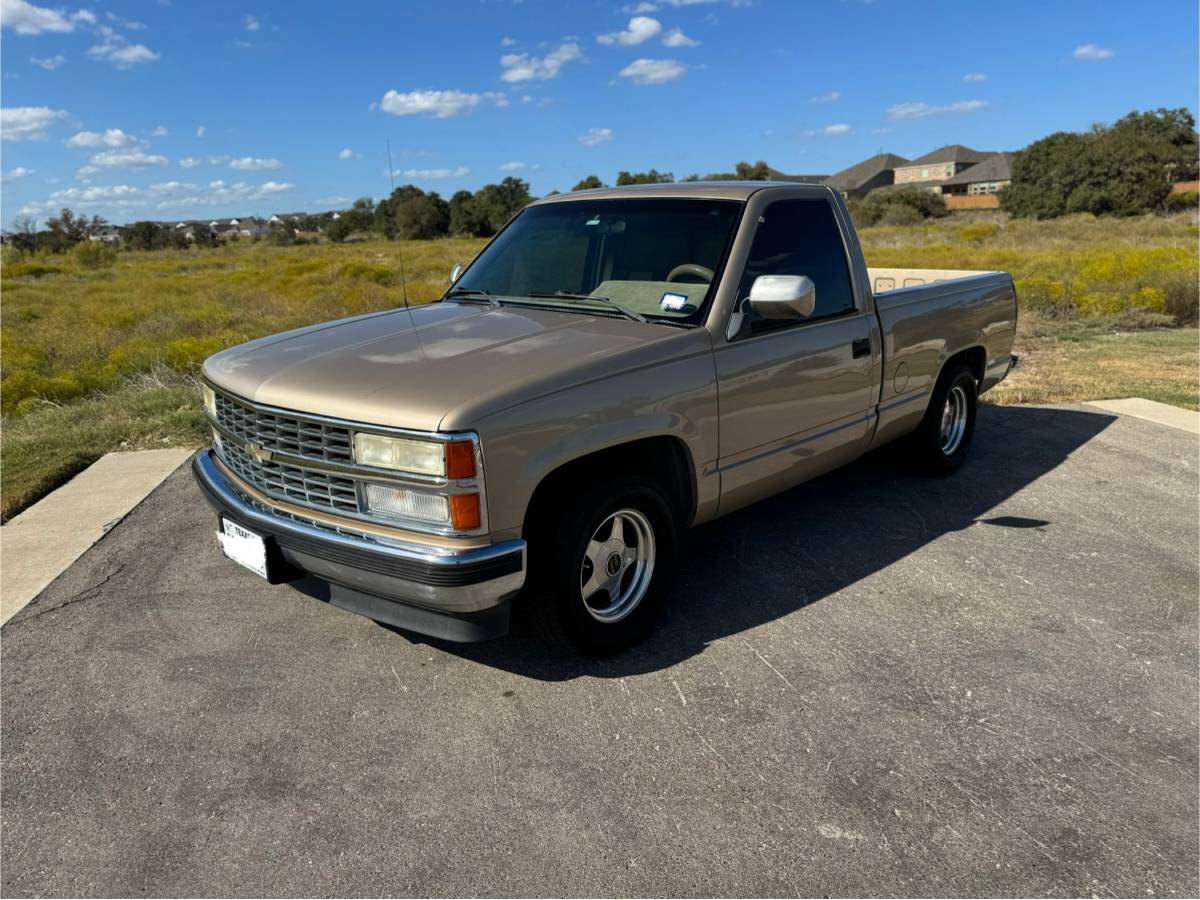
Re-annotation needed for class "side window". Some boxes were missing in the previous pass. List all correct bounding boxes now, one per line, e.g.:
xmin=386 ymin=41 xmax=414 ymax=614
xmin=737 ymin=199 xmax=856 ymax=332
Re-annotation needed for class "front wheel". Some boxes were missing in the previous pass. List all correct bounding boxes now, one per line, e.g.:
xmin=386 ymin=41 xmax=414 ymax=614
xmin=909 ymin=363 xmax=978 ymax=474
xmin=525 ymin=478 xmax=678 ymax=655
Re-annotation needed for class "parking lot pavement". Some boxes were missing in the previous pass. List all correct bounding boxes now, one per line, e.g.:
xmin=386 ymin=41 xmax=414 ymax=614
xmin=2 ymin=404 xmax=1196 ymax=897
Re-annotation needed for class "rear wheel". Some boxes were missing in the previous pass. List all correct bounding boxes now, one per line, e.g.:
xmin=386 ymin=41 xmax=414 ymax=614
xmin=909 ymin=363 xmax=978 ymax=474
xmin=525 ymin=478 xmax=678 ymax=655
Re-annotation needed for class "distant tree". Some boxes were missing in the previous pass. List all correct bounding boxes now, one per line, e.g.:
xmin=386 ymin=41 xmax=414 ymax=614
xmin=125 ymin=220 xmax=170 ymax=251
xmin=469 ymin=177 xmax=533 ymax=235
xmin=448 ymin=190 xmax=484 ymax=236
xmin=572 ymin=175 xmax=605 ymax=191
xmin=190 ymin=223 xmax=220 ymax=248
xmin=735 ymin=160 xmax=771 ymax=180
xmin=44 ymin=208 xmax=90 ymax=251
xmin=394 ymin=191 xmax=450 ymax=239
xmin=10 ymin=214 xmax=38 ymax=253
xmin=1002 ymin=108 xmax=1199 ymax=218
xmin=615 ymin=169 xmax=674 ymax=186
xmin=375 ymin=185 xmax=427 ymax=239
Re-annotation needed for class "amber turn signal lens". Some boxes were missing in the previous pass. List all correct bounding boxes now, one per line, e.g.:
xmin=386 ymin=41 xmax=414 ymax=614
xmin=445 ymin=440 xmax=476 ymax=479
xmin=449 ymin=493 xmax=481 ymax=530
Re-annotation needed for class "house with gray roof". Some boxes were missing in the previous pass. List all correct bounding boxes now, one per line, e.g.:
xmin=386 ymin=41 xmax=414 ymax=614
xmin=892 ymin=145 xmax=993 ymax=193
xmin=824 ymin=153 xmax=910 ymax=198
xmin=940 ymin=152 xmax=1015 ymax=197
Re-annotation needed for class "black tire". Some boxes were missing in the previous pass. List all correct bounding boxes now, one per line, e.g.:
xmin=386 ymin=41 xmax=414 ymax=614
xmin=524 ymin=477 xmax=678 ymax=655
xmin=908 ymin=363 xmax=978 ymax=474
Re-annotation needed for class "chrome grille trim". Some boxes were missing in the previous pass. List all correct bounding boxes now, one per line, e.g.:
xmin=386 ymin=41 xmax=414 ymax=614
xmin=220 ymin=439 xmax=360 ymax=515
xmin=213 ymin=391 xmax=352 ymax=464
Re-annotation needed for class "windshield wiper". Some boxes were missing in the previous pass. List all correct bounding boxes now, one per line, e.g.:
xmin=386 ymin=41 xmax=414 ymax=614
xmin=443 ymin=287 xmax=501 ymax=308
xmin=528 ymin=290 xmax=647 ymax=324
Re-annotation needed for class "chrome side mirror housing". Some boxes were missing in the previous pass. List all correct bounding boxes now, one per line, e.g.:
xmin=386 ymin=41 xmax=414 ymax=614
xmin=748 ymin=275 xmax=817 ymax=320
xmin=449 ymin=263 xmax=463 ymax=284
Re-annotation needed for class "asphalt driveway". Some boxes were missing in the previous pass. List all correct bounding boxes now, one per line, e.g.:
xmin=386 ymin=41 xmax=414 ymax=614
xmin=2 ymin=404 xmax=1197 ymax=897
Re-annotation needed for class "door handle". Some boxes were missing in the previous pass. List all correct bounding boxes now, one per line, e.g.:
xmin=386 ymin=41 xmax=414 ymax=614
xmin=851 ymin=338 xmax=872 ymax=359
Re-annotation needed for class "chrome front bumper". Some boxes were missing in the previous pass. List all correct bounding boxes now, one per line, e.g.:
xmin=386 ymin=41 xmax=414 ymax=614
xmin=191 ymin=450 xmax=526 ymax=641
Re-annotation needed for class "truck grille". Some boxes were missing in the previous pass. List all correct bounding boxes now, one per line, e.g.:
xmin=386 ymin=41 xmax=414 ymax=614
xmin=213 ymin=391 xmax=353 ymax=464
xmin=219 ymin=439 xmax=360 ymax=515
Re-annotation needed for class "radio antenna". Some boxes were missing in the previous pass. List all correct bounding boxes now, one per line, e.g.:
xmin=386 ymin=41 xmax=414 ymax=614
xmin=386 ymin=139 xmax=410 ymax=310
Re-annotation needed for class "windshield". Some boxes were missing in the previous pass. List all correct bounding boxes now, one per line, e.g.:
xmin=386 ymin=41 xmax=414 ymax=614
xmin=448 ymin=197 xmax=743 ymax=325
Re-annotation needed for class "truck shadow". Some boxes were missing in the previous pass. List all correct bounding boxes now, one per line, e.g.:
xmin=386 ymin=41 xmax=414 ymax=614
xmin=392 ymin=404 xmax=1116 ymax=680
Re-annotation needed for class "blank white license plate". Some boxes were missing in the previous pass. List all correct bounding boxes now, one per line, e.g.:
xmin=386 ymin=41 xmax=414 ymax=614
xmin=217 ymin=518 xmax=268 ymax=579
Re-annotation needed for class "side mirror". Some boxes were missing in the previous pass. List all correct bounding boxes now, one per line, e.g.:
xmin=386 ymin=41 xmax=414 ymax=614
xmin=449 ymin=263 xmax=463 ymax=284
xmin=748 ymin=275 xmax=816 ymax=320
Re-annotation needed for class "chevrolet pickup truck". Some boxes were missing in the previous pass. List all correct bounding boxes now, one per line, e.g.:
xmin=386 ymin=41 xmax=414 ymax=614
xmin=193 ymin=182 xmax=1017 ymax=653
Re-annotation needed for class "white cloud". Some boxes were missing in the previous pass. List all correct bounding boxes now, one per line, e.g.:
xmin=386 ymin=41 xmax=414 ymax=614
xmin=498 ymin=160 xmax=525 ymax=171
xmin=887 ymin=99 xmax=988 ymax=120
xmin=75 ymin=163 xmax=98 ymax=178
xmin=499 ymin=35 xmax=516 ymax=46
xmin=661 ymin=27 xmax=698 ymax=47
xmin=318 ymin=195 xmax=350 ymax=206
xmin=399 ymin=166 xmax=469 ymax=179
xmin=597 ymin=16 xmax=660 ymax=46
xmin=65 ymin=127 xmax=138 ymax=147
xmin=380 ymin=88 xmax=490 ymax=118
xmin=823 ymin=123 xmax=850 ymax=135
xmin=1073 ymin=43 xmax=1114 ymax=61
xmin=90 ymin=148 xmax=168 ymax=167
xmin=500 ymin=42 xmax=582 ymax=82
xmin=196 ymin=125 xmax=207 ymax=137
xmin=809 ymin=90 xmax=841 ymax=103
xmin=578 ymin=126 xmax=613 ymax=146
xmin=2 ymin=165 xmax=34 ymax=181
xmin=228 ymin=156 xmax=282 ymax=170
xmin=0 ymin=105 xmax=67 ymax=140
xmin=244 ymin=14 xmax=260 ymax=31
xmin=152 ymin=179 xmax=294 ymax=209
xmin=962 ymin=72 xmax=986 ymax=82
xmin=179 ymin=156 xmax=201 ymax=168
xmin=338 ymin=147 xmax=359 ymax=160
xmin=0 ymin=0 xmax=93 ymax=34
xmin=152 ymin=125 xmax=168 ymax=136
xmin=49 ymin=184 xmax=144 ymax=207
xmin=105 ymin=11 xmax=143 ymax=30
xmin=618 ymin=57 xmax=685 ymax=85
xmin=30 ymin=53 xmax=66 ymax=69
xmin=87 ymin=29 xmax=159 ymax=68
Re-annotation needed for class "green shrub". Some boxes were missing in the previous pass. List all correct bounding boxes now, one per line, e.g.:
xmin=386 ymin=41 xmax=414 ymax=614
xmin=4 ymin=261 xmax=63 ymax=279
xmin=878 ymin=205 xmax=923 ymax=226
xmin=73 ymin=240 xmax=118 ymax=270
xmin=1166 ymin=191 xmax=1199 ymax=213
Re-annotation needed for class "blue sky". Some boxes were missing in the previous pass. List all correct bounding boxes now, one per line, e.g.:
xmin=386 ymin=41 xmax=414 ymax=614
xmin=1 ymin=0 xmax=1196 ymax=225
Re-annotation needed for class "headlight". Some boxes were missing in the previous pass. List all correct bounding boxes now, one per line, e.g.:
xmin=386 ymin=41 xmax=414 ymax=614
xmin=352 ymin=433 xmax=477 ymax=478
xmin=353 ymin=433 xmax=446 ymax=475
xmin=201 ymin=383 xmax=217 ymax=419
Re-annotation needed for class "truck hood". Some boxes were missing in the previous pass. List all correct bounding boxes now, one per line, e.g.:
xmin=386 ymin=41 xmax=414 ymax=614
xmin=202 ymin=301 xmax=708 ymax=432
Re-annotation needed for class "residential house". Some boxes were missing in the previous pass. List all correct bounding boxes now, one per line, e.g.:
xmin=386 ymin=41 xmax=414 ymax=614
xmin=939 ymin=152 xmax=1015 ymax=209
xmin=88 ymin=224 xmax=124 ymax=243
xmin=824 ymin=153 xmax=910 ymax=198
xmin=892 ymin=145 xmax=992 ymax=193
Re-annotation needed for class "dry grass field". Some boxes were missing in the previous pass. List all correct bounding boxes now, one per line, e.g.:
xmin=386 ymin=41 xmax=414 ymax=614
xmin=2 ymin=212 xmax=1196 ymax=520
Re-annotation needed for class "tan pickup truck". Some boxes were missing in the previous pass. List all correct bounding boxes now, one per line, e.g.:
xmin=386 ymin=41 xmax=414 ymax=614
xmin=193 ymin=182 xmax=1018 ymax=652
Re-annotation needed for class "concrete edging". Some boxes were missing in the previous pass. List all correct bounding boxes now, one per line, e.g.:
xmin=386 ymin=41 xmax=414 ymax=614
xmin=0 ymin=449 xmax=193 ymax=625
xmin=1085 ymin=398 xmax=1200 ymax=436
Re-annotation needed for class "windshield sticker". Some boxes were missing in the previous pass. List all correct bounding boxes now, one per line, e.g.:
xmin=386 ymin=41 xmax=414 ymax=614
xmin=585 ymin=216 xmax=600 ymax=226
xmin=660 ymin=292 xmax=689 ymax=311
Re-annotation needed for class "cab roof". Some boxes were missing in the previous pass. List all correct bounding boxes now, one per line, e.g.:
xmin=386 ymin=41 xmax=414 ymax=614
xmin=530 ymin=181 xmax=837 ymax=205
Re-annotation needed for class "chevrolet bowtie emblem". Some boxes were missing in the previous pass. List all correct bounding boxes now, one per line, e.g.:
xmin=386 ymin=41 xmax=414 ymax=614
xmin=246 ymin=442 xmax=273 ymax=463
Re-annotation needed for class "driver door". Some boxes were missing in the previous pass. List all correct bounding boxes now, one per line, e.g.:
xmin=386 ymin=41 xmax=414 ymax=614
xmin=713 ymin=197 xmax=876 ymax=515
